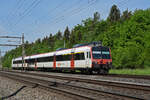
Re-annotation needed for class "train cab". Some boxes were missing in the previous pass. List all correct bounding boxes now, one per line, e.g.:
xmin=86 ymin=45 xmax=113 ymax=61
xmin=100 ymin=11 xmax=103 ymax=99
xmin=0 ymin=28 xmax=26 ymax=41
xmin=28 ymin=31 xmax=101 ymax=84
xmin=91 ymin=46 xmax=112 ymax=74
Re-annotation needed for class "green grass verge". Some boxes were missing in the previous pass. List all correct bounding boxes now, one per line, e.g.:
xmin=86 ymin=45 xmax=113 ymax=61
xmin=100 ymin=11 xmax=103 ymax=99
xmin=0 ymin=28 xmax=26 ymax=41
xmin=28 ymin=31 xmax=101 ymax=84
xmin=109 ymin=68 xmax=150 ymax=75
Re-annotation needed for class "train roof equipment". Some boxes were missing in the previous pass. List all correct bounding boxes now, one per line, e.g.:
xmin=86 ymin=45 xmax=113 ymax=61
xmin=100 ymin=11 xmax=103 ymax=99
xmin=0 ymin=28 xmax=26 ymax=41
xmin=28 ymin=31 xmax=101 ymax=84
xmin=73 ymin=41 xmax=102 ymax=48
xmin=56 ymin=48 xmax=68 ymax=51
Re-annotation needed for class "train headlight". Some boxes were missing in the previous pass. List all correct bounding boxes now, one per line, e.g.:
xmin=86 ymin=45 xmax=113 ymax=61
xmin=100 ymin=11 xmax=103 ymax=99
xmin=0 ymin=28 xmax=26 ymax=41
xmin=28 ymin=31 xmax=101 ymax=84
xmin=107 ymin=61 xmax=112 ymax=65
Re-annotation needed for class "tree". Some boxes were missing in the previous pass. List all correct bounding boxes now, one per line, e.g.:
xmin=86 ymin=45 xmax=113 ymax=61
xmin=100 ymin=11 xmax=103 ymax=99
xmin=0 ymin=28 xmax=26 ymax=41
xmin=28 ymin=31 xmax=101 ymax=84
xmin=121 ymin=9 xmax=132 ymax=21
xmin=64 ymin=26 xmax=70 ymax=42
xmin=93 ymin=12 xmax=100 ymax=23
xmin=77 ymin=31 xmax=82 ymax=41
xmin=108 ymin=5 xmax=121 ymax=22
xmin=69 ymin=30 xmax=76 ymax=46
xmin=56 ymin=30 xmax=62 ymax=40
xmin=49 ymin=33 xmax=54 ymax=50
xmin=35 ymin=38 xmax=41 ymax=44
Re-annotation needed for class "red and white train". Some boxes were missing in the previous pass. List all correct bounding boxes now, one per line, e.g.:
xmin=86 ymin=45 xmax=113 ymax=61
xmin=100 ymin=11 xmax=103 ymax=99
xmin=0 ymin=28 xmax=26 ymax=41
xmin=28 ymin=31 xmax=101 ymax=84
xmin=12 ymin=42 xmax=112 ymax=74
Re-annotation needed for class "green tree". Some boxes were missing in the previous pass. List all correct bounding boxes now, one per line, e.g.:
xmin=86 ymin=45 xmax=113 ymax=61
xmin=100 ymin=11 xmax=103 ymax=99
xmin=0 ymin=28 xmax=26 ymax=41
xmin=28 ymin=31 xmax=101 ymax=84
xmin=56 ymin=30 xmax=62 ymax=40
xmin=93 ymin=12 xmax=100 ymax=23
xmin=121 ymin=9 xmax=132 ymax=21
xmin=69 ymin=30 xmax=76 ymax=47
xmin=77 ymin=31 xmax=82 ymax=41
xmin=64 ymin=26 xmax=70 ymax=42
xmin=108 ymin=5 xmax=121 ymax=22
xmin=49 ymin=33 xmax=54 ymax=50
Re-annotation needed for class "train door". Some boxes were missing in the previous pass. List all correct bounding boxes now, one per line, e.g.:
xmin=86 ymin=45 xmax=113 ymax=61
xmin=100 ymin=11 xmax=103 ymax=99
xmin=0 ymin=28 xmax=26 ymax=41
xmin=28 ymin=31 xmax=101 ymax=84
xmin=34 ymin=59 xmax=37 ymax=69
xmin=86 ymin=51 xmax=90 ymax=67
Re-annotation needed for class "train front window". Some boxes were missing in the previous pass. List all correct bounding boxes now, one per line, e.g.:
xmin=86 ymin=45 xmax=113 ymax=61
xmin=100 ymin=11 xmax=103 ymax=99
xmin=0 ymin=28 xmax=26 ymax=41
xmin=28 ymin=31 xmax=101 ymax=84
xmin=92 ymin=47 xmax=110 ymax=59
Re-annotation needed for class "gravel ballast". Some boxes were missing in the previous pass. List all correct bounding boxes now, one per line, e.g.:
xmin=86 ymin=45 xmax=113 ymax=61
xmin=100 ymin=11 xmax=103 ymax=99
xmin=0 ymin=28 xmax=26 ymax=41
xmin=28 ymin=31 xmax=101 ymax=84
xmin=3 ymin=71 xmax=150 ymax=100
xmin=0 ymin=76 xmax=73 ymax=100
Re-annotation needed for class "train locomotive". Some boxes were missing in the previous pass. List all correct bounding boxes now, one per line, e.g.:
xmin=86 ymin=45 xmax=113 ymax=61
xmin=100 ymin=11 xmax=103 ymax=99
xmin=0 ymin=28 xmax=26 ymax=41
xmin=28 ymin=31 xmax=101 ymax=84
xmin=12 ymin=42 xmax=112 ymax=74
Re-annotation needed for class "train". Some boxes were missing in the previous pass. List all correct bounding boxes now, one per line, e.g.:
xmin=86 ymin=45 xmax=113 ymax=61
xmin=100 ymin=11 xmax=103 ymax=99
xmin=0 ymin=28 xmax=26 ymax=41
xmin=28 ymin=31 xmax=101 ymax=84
xmin=12 ymin=41 xmax=112 ymax=74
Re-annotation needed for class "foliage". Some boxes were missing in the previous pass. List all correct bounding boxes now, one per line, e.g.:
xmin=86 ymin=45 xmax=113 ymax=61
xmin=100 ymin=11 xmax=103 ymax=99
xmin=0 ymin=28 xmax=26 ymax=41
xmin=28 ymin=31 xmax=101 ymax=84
xmin=110 ymin=68 xmax=150 ymax=75
xmin=108 ymin=4 xmax=121 ymax=22
xmin=2 ymin=5 xmax=150 ymax=69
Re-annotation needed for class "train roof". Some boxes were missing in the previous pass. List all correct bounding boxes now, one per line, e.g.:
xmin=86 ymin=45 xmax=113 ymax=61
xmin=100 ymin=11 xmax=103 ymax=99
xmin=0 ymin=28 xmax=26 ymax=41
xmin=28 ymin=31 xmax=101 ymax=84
xmin=13 ymin=46 xmax=91 ymax=61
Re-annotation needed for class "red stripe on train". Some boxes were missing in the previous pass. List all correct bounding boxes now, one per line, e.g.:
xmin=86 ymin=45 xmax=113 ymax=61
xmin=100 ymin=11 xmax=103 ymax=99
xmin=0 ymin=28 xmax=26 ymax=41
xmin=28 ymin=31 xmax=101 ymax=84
xmin=53 ymin=56 xmax=56 ymax=69
xmin=71 ymin=54 xmax=74 ymax=69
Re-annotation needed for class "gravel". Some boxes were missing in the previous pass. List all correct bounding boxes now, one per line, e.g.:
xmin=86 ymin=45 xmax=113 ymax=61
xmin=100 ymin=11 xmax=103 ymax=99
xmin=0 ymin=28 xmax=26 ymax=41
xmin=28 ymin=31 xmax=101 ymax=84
xmin=0 ymin=76 xmax=73 ymax=100
xmin=24 ymin=70 xmax=150 ymax=85
xmin=2 ymin=70 xmax=150 ymax=100
xmin=5 ymin=71 xmax=150 ymax=100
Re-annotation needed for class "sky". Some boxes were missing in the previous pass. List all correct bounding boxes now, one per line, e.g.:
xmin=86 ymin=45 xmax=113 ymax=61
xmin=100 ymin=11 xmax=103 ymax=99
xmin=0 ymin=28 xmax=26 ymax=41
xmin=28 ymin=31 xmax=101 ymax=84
xmin=0 ymin=0 xmax=150 ymax=55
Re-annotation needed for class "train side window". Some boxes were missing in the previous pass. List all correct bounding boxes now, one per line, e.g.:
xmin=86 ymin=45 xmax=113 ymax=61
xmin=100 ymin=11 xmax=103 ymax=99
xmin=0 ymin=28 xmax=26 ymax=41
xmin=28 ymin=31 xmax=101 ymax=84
xmin=63 ymin=54 xmax=72 ymax=61
xmin=13 ymin=60 xmax=22 ymax=64
xmin=75 ymin=53 xmax=85 ymax=60
xmin=37 ymin=56 xmax=53 ymax=62
xmin=87 ymin=52 xmax=88 ymax=58
xmin=13 ymin=61 xmax=16 ymax=64
xmin=89 ymin=52 xmax=91 ymax=58
xmin=49 ymin=56 xmax=53 ymax=61
xmin=28 ymin=59 xmax=35 ymax=64
xmin=56 ymin=55 xmax=63 ymax=61
xmin=80 ymin=53 xmax=85 ymax=60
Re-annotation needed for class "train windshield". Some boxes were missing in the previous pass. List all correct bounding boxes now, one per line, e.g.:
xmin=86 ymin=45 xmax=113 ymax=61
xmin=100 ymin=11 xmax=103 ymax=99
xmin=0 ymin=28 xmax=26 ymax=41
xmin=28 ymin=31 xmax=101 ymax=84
xmin=92 ymin=47 xmax=110 ymax=59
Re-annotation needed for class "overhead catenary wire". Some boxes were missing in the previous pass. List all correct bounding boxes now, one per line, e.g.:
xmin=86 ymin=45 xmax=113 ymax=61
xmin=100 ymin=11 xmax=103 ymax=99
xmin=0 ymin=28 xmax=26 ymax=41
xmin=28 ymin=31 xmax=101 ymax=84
xmin=10 ymin=0 xmax=130 ymax=39
xmin=33 ymin=0 xmax=92 ymax=34
xmin=13 ymin=0 xmax=42 ymax=27
xmin=6 ymin=0 xmax=27 ymax=27
xmin=46 ymin=0 xmax=98 ymax=31
xmin=47 ymin=0 xmax=130 ymax=32
xmin=36 ymin=0 xmax=66 ymax=22
xmin=8 ymin=0 xmax=42 ymax=32
xmin=29 ymin=0 xmax=82 ymax=35
xmin=36 ymin=0 xmax=82 ymax=25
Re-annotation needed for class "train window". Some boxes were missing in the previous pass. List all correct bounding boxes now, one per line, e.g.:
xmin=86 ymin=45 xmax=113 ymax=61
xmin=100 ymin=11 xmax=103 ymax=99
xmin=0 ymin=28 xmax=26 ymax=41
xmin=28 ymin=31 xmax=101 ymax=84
xmin=63 ymin=55 xmax=72 ymax=61
xmin=92 ymin=46 xmax=110 ymax=59
xmin=56 ymin=55 xmax=63 ymax=61
xmin=49 ymin=56 xmax=54 ymax=61
xmin=30 ymin=59 xmax=35 ymax=62
xmin=13 ymin=61 xmax=16 ymax=64
xmin=37 ymin=56 xmax=53 ymax=62
xmin=13 ymin=60 xmax=22 ymax=64
xmin=89 ymin=52 xmax=91 ymax=58
xmin=28 ymin=59 xmax=35 ymax=64
xmin=74 ymin=53 xmax=85 ymax=60
xmin=87 ymin=52 xmax=88 ymax=58
xmin=56 ymin=54 xmax=72 ymax=61
xmin=25 ymin=59 xmax=29 ymax=63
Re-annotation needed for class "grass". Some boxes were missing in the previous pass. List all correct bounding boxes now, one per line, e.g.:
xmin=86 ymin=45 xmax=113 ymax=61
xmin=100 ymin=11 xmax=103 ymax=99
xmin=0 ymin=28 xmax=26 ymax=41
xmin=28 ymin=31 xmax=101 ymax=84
xmin=109 ymin=68 xmax=150 ymax=75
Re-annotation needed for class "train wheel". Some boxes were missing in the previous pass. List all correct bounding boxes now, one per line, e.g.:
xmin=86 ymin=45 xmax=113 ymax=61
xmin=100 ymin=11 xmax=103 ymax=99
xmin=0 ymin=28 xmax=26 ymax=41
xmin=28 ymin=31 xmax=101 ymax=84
xmin=71 ymin=70 xmax=75 ymax=74
xmin=98 ymin=69 xmax=105 ymax=75
xmin=86 ymin=69 xmax=92 ymax=75
xmin=104 ymin=69 xmax=109 ymax=75
xmin=99 ymin=69 xmax=108 ymax=75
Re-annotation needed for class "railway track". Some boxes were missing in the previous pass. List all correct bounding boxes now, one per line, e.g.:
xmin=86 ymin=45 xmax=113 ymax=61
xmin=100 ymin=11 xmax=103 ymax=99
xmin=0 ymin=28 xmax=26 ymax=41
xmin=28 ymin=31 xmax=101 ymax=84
xmin=0 ymin=70 xmax=150 ymax=99
xmin=100 ymin=74 xmax=150 ymax=80
xmin=0 ymin=70 xmax=141 ymax=100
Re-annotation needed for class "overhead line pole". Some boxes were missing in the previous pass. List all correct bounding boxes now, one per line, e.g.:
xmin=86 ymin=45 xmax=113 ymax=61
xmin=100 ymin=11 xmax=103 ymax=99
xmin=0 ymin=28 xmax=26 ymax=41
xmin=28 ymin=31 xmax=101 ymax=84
xmin=0 ymin=49 xmax=2 ymax=69
xmin=22 ymin=33 xmax=25 ymax=70
xmin=0 ymin=34 xmax=25 ymax=70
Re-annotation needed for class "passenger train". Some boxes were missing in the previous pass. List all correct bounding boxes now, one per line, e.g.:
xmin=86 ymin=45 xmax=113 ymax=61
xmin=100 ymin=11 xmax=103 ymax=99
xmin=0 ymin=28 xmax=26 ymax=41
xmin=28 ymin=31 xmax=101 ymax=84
xmin=12 ymin=42 xmax=112 ymax=74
